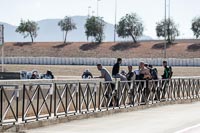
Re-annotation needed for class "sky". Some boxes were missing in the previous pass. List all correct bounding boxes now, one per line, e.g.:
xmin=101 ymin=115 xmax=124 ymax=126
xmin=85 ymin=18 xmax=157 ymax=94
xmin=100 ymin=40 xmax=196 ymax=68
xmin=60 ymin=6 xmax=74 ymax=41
xmin=0 ymin=0 xmax=200 ymax=39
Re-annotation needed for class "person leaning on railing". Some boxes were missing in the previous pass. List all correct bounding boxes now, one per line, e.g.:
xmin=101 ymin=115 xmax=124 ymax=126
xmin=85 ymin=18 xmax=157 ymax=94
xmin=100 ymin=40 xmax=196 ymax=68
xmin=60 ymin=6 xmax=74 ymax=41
xmin=95 ymin=64 xmax=112 ymax=82
xmin=139 ymin=61 xmax=151 ymax=103
xmin=162 ymin=61 xmax=173 ymax=79
xmin=112 ymin=58 xmax=127 ymax=81
xmin=161 ymin=61 xmax=173 ymax=99
xmin=139 ymin=62 xmax=151 ymax=80
xmin=95 ymin=64 xmax=118 ymax=107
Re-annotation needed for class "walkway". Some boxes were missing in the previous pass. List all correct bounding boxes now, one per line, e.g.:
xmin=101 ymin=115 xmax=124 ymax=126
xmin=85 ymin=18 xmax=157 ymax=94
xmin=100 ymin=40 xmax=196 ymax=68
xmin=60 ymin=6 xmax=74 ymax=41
xmin=26 ymin=102 xmax=200 ymax=133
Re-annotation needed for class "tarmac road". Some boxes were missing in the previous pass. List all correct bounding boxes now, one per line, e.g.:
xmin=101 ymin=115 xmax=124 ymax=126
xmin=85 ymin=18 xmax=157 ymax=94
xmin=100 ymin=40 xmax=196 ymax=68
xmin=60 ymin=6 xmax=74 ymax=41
xmin=26 ymin=102 xmax=200 ymax=133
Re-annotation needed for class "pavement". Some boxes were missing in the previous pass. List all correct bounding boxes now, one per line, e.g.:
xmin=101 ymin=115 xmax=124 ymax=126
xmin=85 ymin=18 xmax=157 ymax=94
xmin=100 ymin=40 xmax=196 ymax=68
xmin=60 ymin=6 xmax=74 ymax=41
xmin=25 ymin=102 xmax=200 ymax=133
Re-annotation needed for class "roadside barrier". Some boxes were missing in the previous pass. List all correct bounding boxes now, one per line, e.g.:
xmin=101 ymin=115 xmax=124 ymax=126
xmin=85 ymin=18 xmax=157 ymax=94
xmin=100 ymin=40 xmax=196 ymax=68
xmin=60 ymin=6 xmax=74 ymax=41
xmin=1 ymin=57 xmax=200 ymax=66
xmin=0 ymin=78 xmax=200 ymax=126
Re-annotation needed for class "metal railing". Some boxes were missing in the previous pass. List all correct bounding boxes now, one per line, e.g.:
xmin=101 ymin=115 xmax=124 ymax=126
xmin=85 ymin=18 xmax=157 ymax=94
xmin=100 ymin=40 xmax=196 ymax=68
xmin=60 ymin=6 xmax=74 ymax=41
xmin=0 ymin=85 xmax=19 ymax=125
xmin=0 ymin=78 xmax=200 ymax=125
xmin=22 ymin=83 xmax=53 ymax=122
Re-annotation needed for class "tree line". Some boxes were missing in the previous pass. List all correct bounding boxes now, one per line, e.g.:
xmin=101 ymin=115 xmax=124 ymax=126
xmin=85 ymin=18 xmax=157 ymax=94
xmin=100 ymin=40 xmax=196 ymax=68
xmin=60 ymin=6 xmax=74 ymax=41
xmin=15 ymin=13 xmax=200 ymax=44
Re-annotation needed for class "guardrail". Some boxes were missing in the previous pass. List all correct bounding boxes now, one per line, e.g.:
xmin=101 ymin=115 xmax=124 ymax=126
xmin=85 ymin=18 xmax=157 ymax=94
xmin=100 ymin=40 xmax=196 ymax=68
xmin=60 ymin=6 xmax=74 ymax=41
xmin=1 ymin=57 xmax=200 ymax=66
xmin=0 ymin=78 xmax=200 ymax=126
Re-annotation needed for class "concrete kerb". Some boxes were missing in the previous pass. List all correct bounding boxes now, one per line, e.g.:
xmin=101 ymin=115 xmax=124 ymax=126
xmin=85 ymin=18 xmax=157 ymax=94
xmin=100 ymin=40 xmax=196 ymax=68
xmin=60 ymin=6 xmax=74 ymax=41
xmin=1 ymin=98 xmax=200 ymax=133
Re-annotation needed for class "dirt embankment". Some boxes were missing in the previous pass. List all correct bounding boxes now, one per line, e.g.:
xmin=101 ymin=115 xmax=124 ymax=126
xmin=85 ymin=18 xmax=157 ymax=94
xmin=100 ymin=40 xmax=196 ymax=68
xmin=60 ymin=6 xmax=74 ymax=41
xmin=1 ymin=40 xmax=200 ymax=58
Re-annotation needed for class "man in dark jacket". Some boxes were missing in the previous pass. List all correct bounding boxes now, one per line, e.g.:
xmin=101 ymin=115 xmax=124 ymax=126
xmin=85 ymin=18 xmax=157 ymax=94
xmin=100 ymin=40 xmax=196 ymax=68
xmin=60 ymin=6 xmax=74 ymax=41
xmin=126 ymin=66 xmax=134 ymax=81
xmin=112 ymin=58 xmax=126 ymax=81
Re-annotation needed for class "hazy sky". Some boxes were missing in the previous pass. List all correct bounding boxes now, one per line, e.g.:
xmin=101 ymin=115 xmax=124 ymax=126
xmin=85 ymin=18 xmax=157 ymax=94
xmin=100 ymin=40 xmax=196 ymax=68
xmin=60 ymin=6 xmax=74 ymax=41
xmin=0 ymin=0 xmax=200 ymax=38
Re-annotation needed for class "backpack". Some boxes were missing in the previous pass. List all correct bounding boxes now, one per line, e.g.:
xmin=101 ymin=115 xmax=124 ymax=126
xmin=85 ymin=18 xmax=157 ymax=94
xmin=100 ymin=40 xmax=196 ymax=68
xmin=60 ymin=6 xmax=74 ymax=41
xmin=163 ymin=66 xmax=173 ymax=79
xmin=168 ymin=66 xmax=173 ymax=78
xmin=150 ymin=68 xmax=158 ymax=80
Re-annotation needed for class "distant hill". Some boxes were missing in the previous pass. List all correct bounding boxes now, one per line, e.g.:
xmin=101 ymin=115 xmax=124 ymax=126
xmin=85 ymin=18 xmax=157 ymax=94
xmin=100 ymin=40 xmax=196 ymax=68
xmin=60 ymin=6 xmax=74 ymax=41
xmin=0 ymin=16 xmax=152 ymax=42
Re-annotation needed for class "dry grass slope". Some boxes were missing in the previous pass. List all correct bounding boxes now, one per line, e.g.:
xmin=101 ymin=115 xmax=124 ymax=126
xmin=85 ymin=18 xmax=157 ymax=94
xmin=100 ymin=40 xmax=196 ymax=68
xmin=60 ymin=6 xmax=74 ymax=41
xmin=1 ymin=40 xmax=200 ymax=58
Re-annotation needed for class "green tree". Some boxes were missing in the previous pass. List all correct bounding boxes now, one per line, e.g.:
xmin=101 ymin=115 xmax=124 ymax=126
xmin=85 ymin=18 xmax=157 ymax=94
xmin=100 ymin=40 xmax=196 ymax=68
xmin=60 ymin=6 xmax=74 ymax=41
xmin=117 ymin=13 xmax=144 ymax=43
xmin=85 ymin=16 xmax=105 ymax=43
xmin=156 ymin=18 xmax=179 ymax=44
xmin=58 ymin=16 xmax=77 ymax=43
xmin=191 ymin=17 xmax=200 ymax=39
xmin=16 ymin=20 xmax=39 ymax=43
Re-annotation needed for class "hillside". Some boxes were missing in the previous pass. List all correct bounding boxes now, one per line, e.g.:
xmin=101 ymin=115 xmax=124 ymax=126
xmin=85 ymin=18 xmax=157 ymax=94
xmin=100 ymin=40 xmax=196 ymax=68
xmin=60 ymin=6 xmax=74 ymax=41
xmin=0 ymin=16 xmax=152 ymax=42
xmin=1 ymin=40 xmax=200 ymax=58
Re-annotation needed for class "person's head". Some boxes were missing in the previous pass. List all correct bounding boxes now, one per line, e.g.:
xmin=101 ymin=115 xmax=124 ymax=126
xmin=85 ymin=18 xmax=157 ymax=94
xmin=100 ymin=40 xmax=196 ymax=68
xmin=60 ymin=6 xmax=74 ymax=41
xmin=128 ymin=65 xmax=132 ymax=72
xmin=163 ymin=61 xmax=167 ymax=67
xmin=31 ymin=71 xmax=37 ymax=78
xmin=97 ymin=64 xmax=102 ymax=71
xmin=139 ymin=61 xmax=145 ymax=69
xmin=117 ymin=58 xmax=122 ymax=64
xmin=46 ymin=70 xmax=52 ymax=75
xmin=85 ymin=69 xmax=89 ymax=73
xmin=121 ymin=70 xmax=126 ymax=75
xmin=148 ymin=64 xmax=153 ymax=69
xmin=144 ymin=63 xmax=148 ymax=68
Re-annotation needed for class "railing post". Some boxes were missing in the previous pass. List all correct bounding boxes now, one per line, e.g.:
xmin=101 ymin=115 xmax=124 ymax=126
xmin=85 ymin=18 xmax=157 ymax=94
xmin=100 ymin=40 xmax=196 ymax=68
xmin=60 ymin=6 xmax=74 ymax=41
xmin=98 ymin=82 xmax=102 ymax=111
xmin=168 ymin=79 xmax=172 ymax=101
xmin=15 ymin=86 xmax=19 ymax=122
xmin=87 ymin=84 xmax=89 ymax=112
xmin=22 ymin=85 xmax=25 ymax=122
xmin=65 ymin=84 xmax=68 ymax=115
xmin=78 ymin=83 xmax=81 ymax=114
xmin=0 ymin=86 xmax=3 ymax=124
xmin=54 ymin=83 xmax=57 ymax=117
xmin=36 ymin=85 xmax=40 ymax=121
xmin=130 ymin=81 xmax=134 ymax=106
xmin=49 ymin=83 xmax=54 ymax=117
xmin=166 ymin=79 xmax=170 ymax=101
xmin=115 ymin=79 xmax=120 ymax=108
xmin=94 ymin=84 xmax=97 ymax=111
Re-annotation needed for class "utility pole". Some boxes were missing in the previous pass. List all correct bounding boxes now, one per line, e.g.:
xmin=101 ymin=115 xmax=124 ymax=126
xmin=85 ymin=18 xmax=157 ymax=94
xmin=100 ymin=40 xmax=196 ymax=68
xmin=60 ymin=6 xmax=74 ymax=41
xmin=164 ymin=0 xmax=167 ymax=58
xmin=0 ymin=25 xmax=4 ymax=72
xmin=97 ymin=0 xmax=101 ymax=17
xmin=114 ymin=0 xmax=117 ymax=42
xmin=88 ymin=6 xmax=91 ymax=18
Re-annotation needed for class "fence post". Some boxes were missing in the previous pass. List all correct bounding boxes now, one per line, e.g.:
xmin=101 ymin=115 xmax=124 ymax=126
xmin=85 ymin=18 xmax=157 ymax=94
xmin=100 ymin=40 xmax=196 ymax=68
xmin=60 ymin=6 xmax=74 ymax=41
xmin=36 ymin=85 xmax=40 ymax=121
xmin=65 ymin=84 xmax=68 ymax=115
xmin=49 ymin=83 xmax=54 ymax=117
xmin=15 ymin=86 xmax=19 ymax=122
xmin=115 ymin=78 xmax=120 ymax=108
xmin=54 ymin=83 xmax=57 ymax=117
xmin=87 ymin=84 xmax=89 ymax=112
xmin=98 ymin=82 xmax=102 ymax=111
xmin=94 ymin=84 xmax=97 ymax=111
xmin=78 ymin=83 xmax=81 ymax=114
xmin=0 ymin=86 xmax=3 ymax=124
